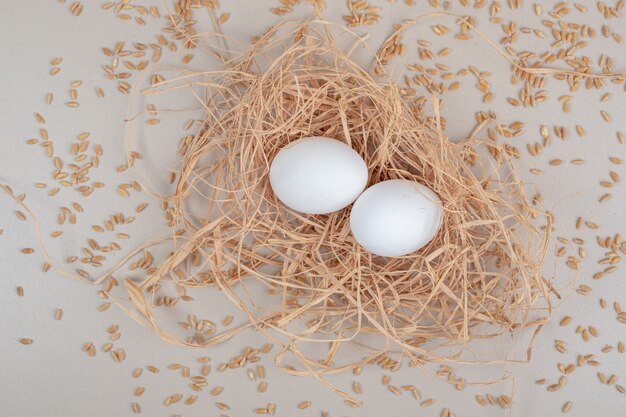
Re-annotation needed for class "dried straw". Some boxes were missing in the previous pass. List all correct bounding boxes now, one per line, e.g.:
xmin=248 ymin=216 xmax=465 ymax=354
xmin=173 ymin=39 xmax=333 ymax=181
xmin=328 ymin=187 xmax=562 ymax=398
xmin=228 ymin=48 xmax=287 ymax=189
xmin=114 ymin=17 xmax=557 ymax=399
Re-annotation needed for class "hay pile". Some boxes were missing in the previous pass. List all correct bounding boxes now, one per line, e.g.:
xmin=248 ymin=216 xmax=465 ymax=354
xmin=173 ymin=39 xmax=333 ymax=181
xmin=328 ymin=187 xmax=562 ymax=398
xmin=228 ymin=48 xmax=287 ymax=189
xmin=120 ymin=16 xmax=554 ymax=391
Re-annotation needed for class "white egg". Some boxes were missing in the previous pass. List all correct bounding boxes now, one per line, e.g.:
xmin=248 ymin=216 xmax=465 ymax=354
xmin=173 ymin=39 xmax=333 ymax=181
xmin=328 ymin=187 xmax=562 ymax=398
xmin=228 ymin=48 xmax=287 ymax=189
xmin=350 ymin=179 xmax=443 ymax=257
xmin=269 ymin=136 xmax=368 ymax=215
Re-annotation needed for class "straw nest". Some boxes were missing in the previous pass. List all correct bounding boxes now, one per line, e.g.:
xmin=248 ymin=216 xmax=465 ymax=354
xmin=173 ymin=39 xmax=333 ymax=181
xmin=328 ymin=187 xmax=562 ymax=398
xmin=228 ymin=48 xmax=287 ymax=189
xmin=119 ymin=19 xmax=554 ymax=393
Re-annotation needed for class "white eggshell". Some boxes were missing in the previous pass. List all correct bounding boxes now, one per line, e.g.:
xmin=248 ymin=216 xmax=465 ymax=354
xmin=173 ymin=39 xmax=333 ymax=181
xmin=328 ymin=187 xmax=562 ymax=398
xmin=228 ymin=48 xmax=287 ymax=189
xmin=269 ymin=137 xmax=368 ymax=214
xmin=350 ymin=179 xmax=443 ymax=257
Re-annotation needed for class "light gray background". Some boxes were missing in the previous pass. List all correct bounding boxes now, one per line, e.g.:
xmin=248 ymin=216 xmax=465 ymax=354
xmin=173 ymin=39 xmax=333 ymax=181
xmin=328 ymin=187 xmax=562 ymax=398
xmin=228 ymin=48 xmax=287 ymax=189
xmin=1 ymin=1 xmax=625 ymax=416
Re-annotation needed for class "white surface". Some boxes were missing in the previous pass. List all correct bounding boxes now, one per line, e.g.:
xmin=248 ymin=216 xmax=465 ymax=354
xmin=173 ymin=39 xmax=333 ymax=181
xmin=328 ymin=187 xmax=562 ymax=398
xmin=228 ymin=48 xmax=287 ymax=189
xmin=350 ymin=179 xmax=442 ymax=257
xmin=270 ymin=136 xmax=368 ymax=214
xmin=1 ymin=1 xmax=625 ymax=417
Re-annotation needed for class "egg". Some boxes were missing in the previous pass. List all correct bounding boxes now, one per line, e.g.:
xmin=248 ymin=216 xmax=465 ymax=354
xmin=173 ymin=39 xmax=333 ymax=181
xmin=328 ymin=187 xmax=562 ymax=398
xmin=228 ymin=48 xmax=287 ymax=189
xmin=269 ymin=136 xmax=368 ymax=214
xmin=349 ymin=179 xmax=443 ymax=257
